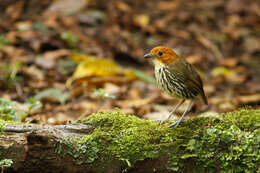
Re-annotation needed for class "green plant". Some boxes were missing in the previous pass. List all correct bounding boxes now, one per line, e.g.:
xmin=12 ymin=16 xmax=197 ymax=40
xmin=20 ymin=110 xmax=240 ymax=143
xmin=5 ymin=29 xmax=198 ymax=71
xmin=0 ymin=99 xmax=26 ymax=121
xmin=60 ymin=32 xmax=79 ymax=47
xmin=25 ymin=98 xmax=42 ymax=114
xmin=33 ymin=88 xmax=69 ymax=104
xmin=0 ymin=62 xmax=22 ymax=88
xmin=55 ymin=109 xmax=260 ymax=172
xmin=57 ymin=59 xmax=77 ymax=75
xmin=0 ymin=34 xmax=11 ymax=49
xmin=94 ymin=88 xmax=116 ymax=99
xmin=0 ymin=159 xmax=13 ymax=173
xmin=0 ymin=98 xmax=42 ymax=122
xmin=0 ymin=120 xmax=5 ymax=134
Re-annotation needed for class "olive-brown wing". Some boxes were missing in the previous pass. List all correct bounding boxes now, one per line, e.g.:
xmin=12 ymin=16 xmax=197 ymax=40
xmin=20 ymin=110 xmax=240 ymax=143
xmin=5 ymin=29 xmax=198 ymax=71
xmin=168 ymin=59 xmax=208 ymax=104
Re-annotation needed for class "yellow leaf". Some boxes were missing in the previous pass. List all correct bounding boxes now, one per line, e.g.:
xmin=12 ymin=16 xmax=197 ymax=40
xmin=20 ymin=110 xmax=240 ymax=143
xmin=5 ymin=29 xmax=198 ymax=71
xmin=124 ymin=69 xmax=137 ymax=80
xmin=211 ymin=66 xmax=233 ymax=77
xmin=67 ymin=53 xmax=136 ymax=86
xmin=72 ymin=56 xmax=118 ymax=79
xmin=134 ymin=14 xmax=150 ymax=28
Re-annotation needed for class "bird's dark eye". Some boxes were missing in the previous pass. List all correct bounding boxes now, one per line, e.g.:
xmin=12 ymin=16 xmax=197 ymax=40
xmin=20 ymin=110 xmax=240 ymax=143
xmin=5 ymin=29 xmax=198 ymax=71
xmin=158 ymin=51 xmax=163 ymax=56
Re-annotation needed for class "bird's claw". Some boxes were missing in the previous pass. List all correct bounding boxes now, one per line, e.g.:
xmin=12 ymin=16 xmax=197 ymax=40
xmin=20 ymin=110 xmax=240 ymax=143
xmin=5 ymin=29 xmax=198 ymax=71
xmin=166 ymin=121 xmax=179 ymax=128
xmin=160 ymin=118 xmax=171 ymax=125
xmin=160 ymin=119 xmax=179 ymax=127
xmin=152 ymin=119 xmax=161 ymax=122
xmin=160 ymin=120 xmax=166 ymax=125
xmin=166 ymin=119 xmax=187 ymax=128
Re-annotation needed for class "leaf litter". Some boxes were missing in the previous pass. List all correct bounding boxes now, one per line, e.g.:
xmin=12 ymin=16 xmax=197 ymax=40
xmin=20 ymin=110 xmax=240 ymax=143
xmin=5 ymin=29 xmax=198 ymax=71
xmin=0 ymin=0 xmax=259 ymax=124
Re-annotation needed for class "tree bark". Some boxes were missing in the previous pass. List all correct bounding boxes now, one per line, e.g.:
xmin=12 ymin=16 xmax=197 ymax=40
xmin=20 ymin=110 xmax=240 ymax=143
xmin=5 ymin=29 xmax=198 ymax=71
xmin=0 ymin=123 xmax=97 ymax=173
xmin=1 ymin=123 xmax=168 ymax=173
xmin=1 ymin=109 xmax=259 ymax=173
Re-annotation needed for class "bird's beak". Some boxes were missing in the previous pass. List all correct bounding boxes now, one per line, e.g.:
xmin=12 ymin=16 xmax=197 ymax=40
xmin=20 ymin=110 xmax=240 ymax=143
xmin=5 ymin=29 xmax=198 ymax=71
xmin=144 ymin=53 xmax=155 ymax=59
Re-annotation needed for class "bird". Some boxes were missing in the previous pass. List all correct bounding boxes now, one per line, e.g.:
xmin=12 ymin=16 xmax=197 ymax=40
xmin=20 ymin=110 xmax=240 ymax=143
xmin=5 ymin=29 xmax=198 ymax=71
xmin=144 ymin=46 xmax=208 ymax=127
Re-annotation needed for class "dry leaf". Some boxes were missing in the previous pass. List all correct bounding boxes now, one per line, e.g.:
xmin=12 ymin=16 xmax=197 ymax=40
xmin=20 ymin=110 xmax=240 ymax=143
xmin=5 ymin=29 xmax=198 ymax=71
xmin=46 ymin=0 xmax=87 ymax=15
xmin=116 ymin=1 xmax=131 ymax=12
xmin=158 ymin=1 xmax=179 ymax=11
xmin=219 ymin=58 xmax=238 ymax=67
xmin=6 ymin=1 xmax=24 ymax=20
xmin=43 ymin=49 xmax=70 ymax=60
xmin=117 ymin=99 xmax=151 ymax=108
xmin=67 ymin=53 xmax=136 ymax=86
xmin=133 ymin=14 xmax=150 ymax=28
xmin=22 ymin=65 xmax=44 ymax=80
xmin=238 ymin=94 xmax=260 ymax=104
xmin=211 ymin=66 xmax=234 ymax=77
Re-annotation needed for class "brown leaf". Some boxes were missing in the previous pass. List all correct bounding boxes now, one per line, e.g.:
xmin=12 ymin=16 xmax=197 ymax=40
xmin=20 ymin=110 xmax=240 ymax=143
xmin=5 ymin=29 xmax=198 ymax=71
xmin=1 ymin=45 xmax=28 ymax=63
xmin=43 ymin=49 xmax=70 ymax=60
xmin=158 ymin=1 xmax=179 ymax=11
xmin=22 ymin=65 xmax=44 ymax=80
xmin=6 ymin=0 xmax=25 ymax=20
xmin=219 ymin=58 xmax=238 ymax=67
xmin=103 ymin=83 xmax=121 ymax=95
xmin=196 ymin=33 xmax=223 ymax=60
xmin=116 ymin=99 xmax=151 ymax=108
xmin=116 ymin=1 xmax=131 ymax=12
xmin=186 ymin=54 xmax=203 ymax=64
xmin=46 ymin=0 xmax=87 ymax=15
xmin=35 ymin=57 xmax=56 ymax=69
xmin=226 ymin=0 xmax=246 ymax=13
xmin=238 ymin=94 xmax=260 ymax=104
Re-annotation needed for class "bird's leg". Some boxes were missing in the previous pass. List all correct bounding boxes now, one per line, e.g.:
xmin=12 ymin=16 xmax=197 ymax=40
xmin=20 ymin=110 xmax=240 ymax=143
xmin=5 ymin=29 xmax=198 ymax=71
xmin=160 ymin=99 xmax=185 ymax=124
xmin=167 ymin=99 xmax=194 ymax=128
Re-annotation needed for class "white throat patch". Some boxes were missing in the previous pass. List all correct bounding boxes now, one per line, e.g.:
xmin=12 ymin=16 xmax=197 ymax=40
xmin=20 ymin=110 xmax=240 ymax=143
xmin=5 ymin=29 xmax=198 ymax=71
xmin=153 ymin=58 xmax=166 ymax=69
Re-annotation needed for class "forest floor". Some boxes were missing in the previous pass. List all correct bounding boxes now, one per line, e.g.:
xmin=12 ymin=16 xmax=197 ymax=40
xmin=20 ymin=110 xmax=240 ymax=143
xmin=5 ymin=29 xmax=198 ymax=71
xmin=0 ymin=0 xmax=260 ymax=125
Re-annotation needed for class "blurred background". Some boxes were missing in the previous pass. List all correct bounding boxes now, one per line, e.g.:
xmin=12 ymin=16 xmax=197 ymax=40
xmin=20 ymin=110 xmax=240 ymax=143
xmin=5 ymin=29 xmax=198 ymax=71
xmin=0 ymin=0 xmax=259 ymax=124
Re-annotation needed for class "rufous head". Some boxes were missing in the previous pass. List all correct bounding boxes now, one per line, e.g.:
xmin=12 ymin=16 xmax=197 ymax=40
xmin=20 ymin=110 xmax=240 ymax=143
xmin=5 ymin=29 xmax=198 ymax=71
xmin=144 ymin=46 xmax=179 ymax=65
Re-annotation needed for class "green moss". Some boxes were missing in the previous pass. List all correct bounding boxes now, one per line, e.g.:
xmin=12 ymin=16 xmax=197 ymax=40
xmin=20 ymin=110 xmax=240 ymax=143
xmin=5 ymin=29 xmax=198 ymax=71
xmin=0 ymin=98 xmax=28 ymax=121
xmin=218 ymin=109 xmax=260 ymax=131
xmin=0 ymin=119 xmax=20 ymax=134
xmin=58 ymin=109 xmax=260 ymax=172
xmin=0 ymin=120 xmax=5 ymax=134
xmin=59 ymin=111 xmax=174 ymax=170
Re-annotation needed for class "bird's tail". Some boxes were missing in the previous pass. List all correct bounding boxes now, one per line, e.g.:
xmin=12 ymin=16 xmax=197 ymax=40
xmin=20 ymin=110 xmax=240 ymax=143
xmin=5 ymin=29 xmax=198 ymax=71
xmin=200 ymin=92 xmax=208 ymax=105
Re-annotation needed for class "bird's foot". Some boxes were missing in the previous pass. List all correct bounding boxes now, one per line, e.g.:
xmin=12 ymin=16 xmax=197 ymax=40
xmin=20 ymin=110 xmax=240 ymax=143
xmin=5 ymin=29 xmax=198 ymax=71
xmin=160 ymin=119 xmax=166 ymax=125
xmin=151 ymin=118 xmax=169 ymax=124
xmin=160 ymin=113 xmax=176 ymax=125
xmin=166 ymin=121 xmax=179 ymax=128
xmin=166 ymin=119 xmax=186 ymax=128
xmin=160 ymin=118 xmax=172 ymax=125
xmin=151 ymin=119 xmax=161 ymax=122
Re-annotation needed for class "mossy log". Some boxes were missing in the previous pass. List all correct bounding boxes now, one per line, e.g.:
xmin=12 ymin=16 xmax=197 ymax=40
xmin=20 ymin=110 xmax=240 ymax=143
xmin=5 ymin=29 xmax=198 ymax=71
xmin=0 ymin=109 xmax=259 ymax=173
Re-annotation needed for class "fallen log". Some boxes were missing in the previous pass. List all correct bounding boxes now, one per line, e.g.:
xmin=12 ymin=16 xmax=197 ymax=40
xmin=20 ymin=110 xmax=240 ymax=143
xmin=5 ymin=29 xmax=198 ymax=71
xmin=0 ymin=109 xmax=259 ymax=173
xmin=0 ymin=123 xmax=94 ymax=173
